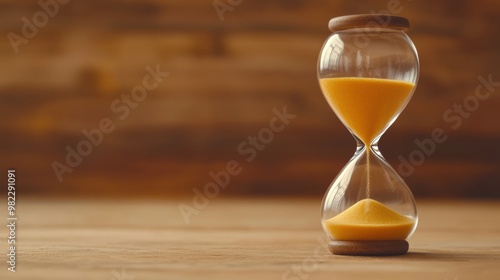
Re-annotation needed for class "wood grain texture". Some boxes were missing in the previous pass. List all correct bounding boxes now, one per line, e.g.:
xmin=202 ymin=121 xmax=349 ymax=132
xmin=1 ymin=198 xmax=499 ymax=279
xmin=0 ymin=0 xmax=499 ymax=198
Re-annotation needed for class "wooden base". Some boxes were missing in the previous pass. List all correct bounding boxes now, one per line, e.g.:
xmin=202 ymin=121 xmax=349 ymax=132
xmin=329 ymin=240 xmax=409 ymax=256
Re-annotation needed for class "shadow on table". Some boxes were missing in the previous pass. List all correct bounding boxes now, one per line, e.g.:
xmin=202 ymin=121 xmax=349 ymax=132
xmin=403 ymin=251 xmax=500 ymax=261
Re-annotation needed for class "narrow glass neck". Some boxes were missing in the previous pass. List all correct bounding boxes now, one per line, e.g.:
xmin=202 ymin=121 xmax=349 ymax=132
xmin=353 ymin=134 xmax=381 ymax=154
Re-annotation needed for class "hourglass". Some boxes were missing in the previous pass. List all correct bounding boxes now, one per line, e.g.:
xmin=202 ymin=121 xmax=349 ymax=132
xmin=318 ymin=15 xmax=419 ymax=256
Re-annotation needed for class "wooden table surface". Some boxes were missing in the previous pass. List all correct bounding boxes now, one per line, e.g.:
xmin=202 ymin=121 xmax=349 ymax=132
xmin=1 ymin=198 xmax=499 ymax=280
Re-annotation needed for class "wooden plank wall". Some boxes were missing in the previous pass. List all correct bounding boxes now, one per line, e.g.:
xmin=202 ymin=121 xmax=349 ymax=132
xmin=0 ymin=0 xmax=499 ymax=198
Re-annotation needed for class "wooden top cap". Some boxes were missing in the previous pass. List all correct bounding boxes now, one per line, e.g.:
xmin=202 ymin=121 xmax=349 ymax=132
xmin=328 ymin=14 xmax=409 ymax=32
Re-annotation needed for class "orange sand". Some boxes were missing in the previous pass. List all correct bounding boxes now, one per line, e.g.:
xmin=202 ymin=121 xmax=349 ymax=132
xmin=319 ymin=77 xmax=414 ymax=146
xmin=323 ymin=199 xmax=415 ymax=241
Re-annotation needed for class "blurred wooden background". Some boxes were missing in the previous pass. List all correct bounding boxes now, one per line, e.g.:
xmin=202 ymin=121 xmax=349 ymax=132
xmin=0 ymin=0 xmax=499 ymax=198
